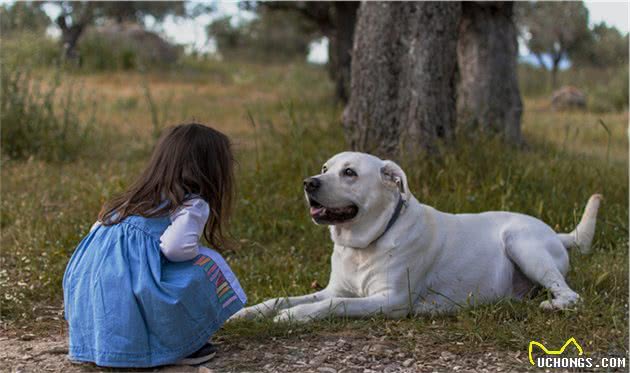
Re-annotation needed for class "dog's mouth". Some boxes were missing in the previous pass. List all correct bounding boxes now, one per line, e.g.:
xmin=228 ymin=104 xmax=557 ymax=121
xmin=308 ymin=196 xmax=358 ymax=224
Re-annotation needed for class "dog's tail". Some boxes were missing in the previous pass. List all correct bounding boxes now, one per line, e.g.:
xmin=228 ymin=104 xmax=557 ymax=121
xmin=557 ymin=194 xmax=602 ymax=254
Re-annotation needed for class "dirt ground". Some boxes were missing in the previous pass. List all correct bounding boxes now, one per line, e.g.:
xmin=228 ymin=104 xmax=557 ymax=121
xmin=1 ymin=321 xmax=561 ymax=373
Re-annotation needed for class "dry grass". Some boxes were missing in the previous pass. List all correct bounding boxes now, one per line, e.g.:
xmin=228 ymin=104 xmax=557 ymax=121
xmin=50 ymin=64 xmax=336 ymax=141
xmin=523 ymin=98 xmax=628 ymax=163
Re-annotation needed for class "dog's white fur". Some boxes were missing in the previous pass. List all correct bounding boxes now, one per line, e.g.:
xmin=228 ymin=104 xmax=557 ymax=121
xmin=232 ymin=152 xmax=601 ymax=322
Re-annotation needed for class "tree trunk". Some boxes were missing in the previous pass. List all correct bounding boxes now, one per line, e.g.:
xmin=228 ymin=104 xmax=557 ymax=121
xmin=343 ymin=2 xmax=461 ymax=159
xmin=58 ymin=23 xmax=85 ymax=61
xmin=327 ymin=2 xmax=358 ymax=103
xmin=55 ymin=4 xmax=93 ymax=63
xmin=551 ymin=64 xmax=558 ymax=90
xmin=457 ymin=2 xmax=522 ymax=143
xmin=550 ymin=48 xmax=567 ymax=89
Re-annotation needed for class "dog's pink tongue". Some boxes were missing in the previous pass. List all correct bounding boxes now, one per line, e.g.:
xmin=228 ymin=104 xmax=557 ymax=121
xmin=310 ymin=206 xmax=325 ymax=216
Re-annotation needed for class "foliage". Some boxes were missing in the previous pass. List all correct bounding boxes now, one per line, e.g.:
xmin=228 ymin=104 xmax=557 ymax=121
xmin=0 ymin=32 xmax=60 ymax=67
xmin=45 ymin=1 xmax=187 ymax=61
xmin=208 ymin=16 xmax=242 ymax=51
xmin=51 ymin=0 xmax=186 ymax=26
xmin=208 ymin=9 xmax=320 ymax=62
xmin=517 ymin=1 xmax=590 ymax=68
xmin=517 ymin=1 xmax=590 ymax=87
xmin=77 ymin=29 xmax=139 ymax=71
xmin=571 ymin=22 xmax=629 ymax=68
xmin=0 ymin=1 xmax=50 ymax=36
xmin=90 ymin=1 xmax=186 ymax=24
xmin=0 ymin=66 xmax=98 ymax=162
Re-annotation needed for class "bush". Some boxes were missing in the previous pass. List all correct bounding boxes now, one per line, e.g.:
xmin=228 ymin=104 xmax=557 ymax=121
xmin=0 ymin=66 xmax=97 ymax=162
xmin=78 ymin=30 xmax=139 ymax=71
xmin=78 ymin=26 xmax=180 ymax=71
xmin=0 ymin=32 xmax=59 ymax=67
xmin=588 ymin=67 xmax=629 ymax=113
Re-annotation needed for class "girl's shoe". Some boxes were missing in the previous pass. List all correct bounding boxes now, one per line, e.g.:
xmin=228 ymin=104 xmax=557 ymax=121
xmin=176 ymin=343 xmax=217 ymax=365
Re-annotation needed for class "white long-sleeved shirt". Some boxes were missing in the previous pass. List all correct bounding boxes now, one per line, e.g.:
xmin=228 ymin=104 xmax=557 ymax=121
xmin=159 ymin=198 xmax=209 ymax=262
xmin=89 ymin=198 xmax=209 ymax=262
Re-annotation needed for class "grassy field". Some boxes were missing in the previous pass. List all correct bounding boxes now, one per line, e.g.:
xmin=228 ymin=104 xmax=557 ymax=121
xmin=1 ymin=61 xmax=628 ymax=368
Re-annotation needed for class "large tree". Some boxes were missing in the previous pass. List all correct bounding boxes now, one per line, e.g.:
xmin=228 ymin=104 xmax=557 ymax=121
xmin=457 ymin=2 xmax=522 ymax=143
xmin=51 ymin=1 xmax=185 ymax=61
xmin=343 ymin=2 xmax=461 ymax=158
xmin=518 ymin=1 xmax=590 ymax=88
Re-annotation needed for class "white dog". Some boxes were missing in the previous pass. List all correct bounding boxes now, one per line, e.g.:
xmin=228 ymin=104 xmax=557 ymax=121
xmin=232 ymin=152 xmax=601 ymax=322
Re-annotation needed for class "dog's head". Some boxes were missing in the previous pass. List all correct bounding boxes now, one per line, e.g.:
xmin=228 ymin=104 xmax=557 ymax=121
xmin=304 ymin=152 xmax=411 ymax=248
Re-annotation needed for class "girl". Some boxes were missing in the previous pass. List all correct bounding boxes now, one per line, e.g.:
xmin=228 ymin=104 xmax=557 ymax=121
xmin=63 ymin=123 xmax=246 ymax=367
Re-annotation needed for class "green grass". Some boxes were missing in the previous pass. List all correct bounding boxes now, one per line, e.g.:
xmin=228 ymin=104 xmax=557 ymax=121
xmin=223 ymin=126 xmax=628 ymax=357
xmin=0 ymin=66 xmax=106 ymax=162
xmin=0 ymin=61 xmax=627 ymax=362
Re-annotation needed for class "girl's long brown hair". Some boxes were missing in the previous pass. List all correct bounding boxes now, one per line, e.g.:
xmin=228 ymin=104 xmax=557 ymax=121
xmin=99 ymin=123 xmax=235 ymax=250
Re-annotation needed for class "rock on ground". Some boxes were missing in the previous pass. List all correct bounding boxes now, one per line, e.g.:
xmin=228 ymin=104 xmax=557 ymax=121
xmin=551 ymin=86 xmax=587 ymax=110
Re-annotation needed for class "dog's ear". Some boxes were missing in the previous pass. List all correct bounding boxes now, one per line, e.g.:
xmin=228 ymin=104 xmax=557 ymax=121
xmin=380 ymin=160 xmax=410 ymax=201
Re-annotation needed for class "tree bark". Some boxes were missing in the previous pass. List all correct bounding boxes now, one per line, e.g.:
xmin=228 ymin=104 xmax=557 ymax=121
xmin=343 ymin=2 xmax=461 ymax=159
xmin=457 ymin=2 xmax=522 ymax=143
xmin=327 ymin=2 xmax=358 ymax=103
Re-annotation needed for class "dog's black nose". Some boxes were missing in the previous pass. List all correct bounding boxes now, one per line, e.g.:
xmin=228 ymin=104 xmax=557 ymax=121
xmin=303 ymin=177 xmax=321 ymax=192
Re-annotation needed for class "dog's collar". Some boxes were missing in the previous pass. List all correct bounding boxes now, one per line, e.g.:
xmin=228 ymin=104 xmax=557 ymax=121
xmin=371 ymin=194 xmax=406 ymax=245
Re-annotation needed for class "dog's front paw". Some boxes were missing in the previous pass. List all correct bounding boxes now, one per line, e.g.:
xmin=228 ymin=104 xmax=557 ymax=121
xmin=539 ymin=293 xmax=581 ymax=310
xmin=273 ymin=306 xmax=313 ymax=323
xmin=229 ymin=306 xmax=261 ymax=321
xmin=230 ymin=299 xmax=286 ymax=321
xmin=272 ymin=308 xmax=293 ymax=323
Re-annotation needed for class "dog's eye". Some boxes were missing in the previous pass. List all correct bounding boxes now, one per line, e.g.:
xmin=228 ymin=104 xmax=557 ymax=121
xmin=321 ymin=165 xmax=328 ymax=173
xmin=343 ymin=168 xmax=357 ymax=177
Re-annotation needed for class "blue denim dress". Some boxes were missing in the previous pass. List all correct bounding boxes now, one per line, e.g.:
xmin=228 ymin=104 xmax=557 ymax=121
xmin=63 ymin=215 xmax=246 ymax=367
